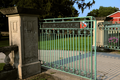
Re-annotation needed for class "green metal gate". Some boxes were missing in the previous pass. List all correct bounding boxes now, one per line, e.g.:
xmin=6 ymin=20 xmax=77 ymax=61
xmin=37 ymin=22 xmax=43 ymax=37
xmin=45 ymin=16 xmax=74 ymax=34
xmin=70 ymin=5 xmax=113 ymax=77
xmin=39 ymin=16 xmax=97 ymax=80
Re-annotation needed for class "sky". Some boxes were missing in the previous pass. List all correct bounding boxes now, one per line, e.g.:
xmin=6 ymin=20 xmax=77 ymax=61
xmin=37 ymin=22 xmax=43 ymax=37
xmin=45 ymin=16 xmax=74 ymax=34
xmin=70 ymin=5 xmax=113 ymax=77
xmin=73 ymin=0 xmax=120 ymax=17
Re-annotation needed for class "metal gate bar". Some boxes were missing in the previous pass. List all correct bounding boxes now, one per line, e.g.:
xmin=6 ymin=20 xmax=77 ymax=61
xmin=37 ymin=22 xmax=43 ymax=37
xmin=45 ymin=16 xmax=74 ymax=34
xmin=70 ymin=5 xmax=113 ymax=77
xmin=39 ymin=16 xmax=97 ymax=80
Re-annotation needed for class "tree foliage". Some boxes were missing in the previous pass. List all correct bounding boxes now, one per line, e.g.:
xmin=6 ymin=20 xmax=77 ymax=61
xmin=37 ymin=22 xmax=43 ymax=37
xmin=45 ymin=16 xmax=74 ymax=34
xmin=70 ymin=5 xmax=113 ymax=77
xmin=0 ymin=0 xmax=96 ymax=19
xmin=87 ymin=6 xmax=119 ymax=17
xmin=0 ymin=0 xmax=14 ymax=31
xmin=0 ymin=0 xmax=95 ymax=32
xmin=12 ymin=0 xmax=78 ymax=18
xmin=72 ymin=0 xmax=95 ymax=13
xmin=12 ymin=0 xmax=95 ymax=18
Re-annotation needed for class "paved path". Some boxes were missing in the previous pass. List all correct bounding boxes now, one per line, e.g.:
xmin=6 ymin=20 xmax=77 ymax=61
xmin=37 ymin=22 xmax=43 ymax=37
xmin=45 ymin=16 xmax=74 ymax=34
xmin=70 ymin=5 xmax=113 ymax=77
xmin=0 ymin=51 xmax=120 ymax=80
xmin=0 ymin=52 xmax=6 ymax=63
xmin=96 ymin=52 xmax=120 ymax=80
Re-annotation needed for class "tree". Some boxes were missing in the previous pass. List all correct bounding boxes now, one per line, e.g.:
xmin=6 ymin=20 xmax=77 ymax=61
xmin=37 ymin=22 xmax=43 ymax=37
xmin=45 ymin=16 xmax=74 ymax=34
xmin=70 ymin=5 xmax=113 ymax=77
xmin=0 ymin=0 xmax=95 ymax=32
xmin=87 ymin=9 xmax=99 ymax=17
xmin=0 ymin=0 xmax=13 ymax=31
xmin=0 ymin=0 xmax=14 ymax=40
xmin=98 ymin=6 xmax=119 ymax=17
xmin=87 ymin=6 xmax=119 ymax=17
xmin=72 ymin=0 xmax=95 ymax=13
xmin=12 ymin=0 xmax=78 ymax=18
xmin=12 ymin=0 xmax=95 ymax=18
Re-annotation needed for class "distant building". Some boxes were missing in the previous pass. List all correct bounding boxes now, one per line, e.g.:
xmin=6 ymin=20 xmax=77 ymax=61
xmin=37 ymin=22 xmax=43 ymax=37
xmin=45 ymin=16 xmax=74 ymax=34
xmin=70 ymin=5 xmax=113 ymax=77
xmin=107 ymin=11 xmax=120 ymax=24
xmin=95 ymin=11 xmax=120 ymax=48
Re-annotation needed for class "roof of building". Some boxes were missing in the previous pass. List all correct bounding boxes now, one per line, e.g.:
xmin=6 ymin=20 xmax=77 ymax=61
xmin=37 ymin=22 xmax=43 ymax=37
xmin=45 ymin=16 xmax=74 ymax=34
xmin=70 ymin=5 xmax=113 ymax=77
xmin=107 ymin=11 xmax=120 ymax=17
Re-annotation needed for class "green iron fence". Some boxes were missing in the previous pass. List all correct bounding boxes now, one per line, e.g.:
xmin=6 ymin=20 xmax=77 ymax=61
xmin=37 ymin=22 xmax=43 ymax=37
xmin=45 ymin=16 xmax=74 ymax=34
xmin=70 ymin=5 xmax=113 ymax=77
xmin=39 ymin=16 xmax=97 ymax=80
xmin=98 ymin=21 xmax=120 ymax=50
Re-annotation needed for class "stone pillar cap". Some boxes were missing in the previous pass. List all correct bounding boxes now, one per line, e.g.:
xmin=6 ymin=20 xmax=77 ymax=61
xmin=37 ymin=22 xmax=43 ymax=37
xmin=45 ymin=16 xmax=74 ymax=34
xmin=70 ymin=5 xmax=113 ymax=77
xmin=0 ymin=6 xmax=42 ymax=15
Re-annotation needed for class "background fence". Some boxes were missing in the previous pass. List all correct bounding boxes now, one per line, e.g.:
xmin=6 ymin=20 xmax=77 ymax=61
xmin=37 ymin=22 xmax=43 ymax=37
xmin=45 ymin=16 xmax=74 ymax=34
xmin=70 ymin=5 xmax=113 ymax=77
xmin=98 ymin=21 xmax=120 ymax=50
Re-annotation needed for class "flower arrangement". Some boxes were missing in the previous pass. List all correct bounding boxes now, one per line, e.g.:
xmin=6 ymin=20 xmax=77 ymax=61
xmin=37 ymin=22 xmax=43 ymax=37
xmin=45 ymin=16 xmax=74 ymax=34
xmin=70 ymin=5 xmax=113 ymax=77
xmin=108 ymin=37 xmax=118 ymax=46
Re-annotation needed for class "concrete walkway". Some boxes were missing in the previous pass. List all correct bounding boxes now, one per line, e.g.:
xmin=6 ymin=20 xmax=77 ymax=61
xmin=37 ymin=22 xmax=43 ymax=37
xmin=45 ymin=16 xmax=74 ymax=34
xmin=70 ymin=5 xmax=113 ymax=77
xmin=96 ymin=52 xmax=120 ymax=80
xmin=0 ymin=52 xmax=6 ymax=63
xmin=0 ymin=51 xmax=120 ymax=80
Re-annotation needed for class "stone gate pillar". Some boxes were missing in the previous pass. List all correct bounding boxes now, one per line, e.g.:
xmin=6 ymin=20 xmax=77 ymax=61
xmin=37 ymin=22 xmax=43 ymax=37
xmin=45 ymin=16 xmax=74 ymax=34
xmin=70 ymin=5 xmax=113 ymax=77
xmin=0 ymin=7 xmax=41 ymax=79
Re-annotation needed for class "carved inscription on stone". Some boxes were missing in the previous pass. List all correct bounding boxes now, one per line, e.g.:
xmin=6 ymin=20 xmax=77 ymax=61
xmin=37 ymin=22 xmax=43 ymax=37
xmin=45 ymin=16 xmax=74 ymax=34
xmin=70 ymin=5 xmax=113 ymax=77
xmin=23 ymin=20 xmax=38 ymax=64
xmin=41 ymin=22 xmax=80 ymax=28
xmin=10 ymin=21 xmax=19 ymax=46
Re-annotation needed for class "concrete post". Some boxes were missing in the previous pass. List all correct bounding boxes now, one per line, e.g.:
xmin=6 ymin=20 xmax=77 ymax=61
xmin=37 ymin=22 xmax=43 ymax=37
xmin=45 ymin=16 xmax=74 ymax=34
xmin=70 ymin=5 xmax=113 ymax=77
xmin=96 ymin=20 xmax=105 ymax=47
xmin=0 ymin=7 xmax=41 ymax=79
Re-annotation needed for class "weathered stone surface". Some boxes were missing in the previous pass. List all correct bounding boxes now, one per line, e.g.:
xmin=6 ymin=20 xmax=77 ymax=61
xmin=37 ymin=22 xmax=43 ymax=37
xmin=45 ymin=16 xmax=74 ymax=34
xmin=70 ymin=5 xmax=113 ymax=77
xmin=95 ymin=20 xmax=105 ymax=47
xmin=0 ymin=45 xmax=18 ymax=53
xmin=7 ymin=15 xmax=41 ymax=79
xmin=21 ymin=62 xmax=41 ymax=79
xmin=3 ymin=64 xmax=13 ymax=71
xmin=0 ymin=45 xmax=18 ymax=70
xmin=22 ymin=17 xmax=38 ymax=64
xmin=0 ymin=6 xmax=42 ymax=15
xmin=5 ymin=9 xmax=41 ymax=79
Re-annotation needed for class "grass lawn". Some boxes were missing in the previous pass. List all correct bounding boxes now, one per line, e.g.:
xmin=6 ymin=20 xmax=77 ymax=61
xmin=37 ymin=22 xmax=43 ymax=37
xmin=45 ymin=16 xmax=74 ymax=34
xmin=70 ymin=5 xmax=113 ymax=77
xmin=0 ymin=36 xmax=93 ymax=51
xmin=0 ymin=36 xmax=9 ymax=47
xmin=0 ymin=63 xmax=5 ymax=71
xmin=39 ymin=36 xmax=93 ymax=51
